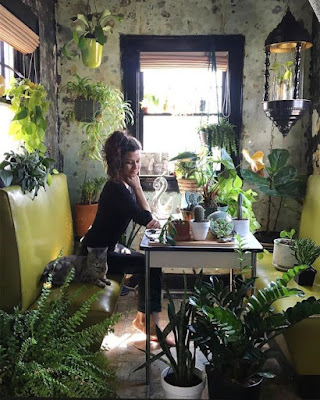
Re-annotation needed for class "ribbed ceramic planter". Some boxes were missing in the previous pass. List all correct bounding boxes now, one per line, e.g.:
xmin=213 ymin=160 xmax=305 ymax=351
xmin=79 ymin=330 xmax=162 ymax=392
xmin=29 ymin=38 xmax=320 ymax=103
xmin=161 ymin=367 xmax=206 ymax=399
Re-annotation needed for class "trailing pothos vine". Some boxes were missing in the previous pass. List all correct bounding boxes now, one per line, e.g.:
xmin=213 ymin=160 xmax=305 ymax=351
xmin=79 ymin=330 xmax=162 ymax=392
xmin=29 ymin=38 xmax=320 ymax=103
xmin=5 ymin=78 xmax=50 ymax=153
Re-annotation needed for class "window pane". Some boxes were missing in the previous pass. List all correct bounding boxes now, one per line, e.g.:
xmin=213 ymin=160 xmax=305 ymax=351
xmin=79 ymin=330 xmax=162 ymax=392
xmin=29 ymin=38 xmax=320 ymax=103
xmin=0 ymin=41 xmax=14 ymax=87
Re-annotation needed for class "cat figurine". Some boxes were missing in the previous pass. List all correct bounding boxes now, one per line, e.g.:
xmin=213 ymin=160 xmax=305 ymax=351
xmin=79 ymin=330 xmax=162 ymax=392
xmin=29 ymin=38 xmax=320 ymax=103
xmin=40 ymin=247 xmax=111 ymax=288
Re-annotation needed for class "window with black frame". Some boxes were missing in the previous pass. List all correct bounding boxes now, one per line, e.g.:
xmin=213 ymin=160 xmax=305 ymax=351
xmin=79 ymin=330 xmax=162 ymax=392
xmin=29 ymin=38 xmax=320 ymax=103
xmin=120 ymin=35 xmax=244 ymax=190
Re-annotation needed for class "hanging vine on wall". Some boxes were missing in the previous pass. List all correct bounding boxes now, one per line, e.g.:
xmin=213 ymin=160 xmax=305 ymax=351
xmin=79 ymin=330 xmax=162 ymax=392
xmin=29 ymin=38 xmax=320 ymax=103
xmin=5 ymin=78 xmax=49 ymax=153
xmin=199 ymin=118 xmax=238 ymax=155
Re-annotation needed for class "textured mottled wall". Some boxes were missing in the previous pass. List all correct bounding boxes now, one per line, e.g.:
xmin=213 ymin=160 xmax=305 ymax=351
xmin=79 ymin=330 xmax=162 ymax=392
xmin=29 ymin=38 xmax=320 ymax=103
xmin=56 ymin=0 xmax=313 ymax=230
xmin=22 ymin=0 xmax=60 ymax=164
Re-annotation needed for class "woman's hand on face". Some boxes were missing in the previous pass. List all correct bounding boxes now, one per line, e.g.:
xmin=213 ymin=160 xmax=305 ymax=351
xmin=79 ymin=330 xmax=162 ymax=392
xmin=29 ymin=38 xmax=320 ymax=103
xmin=146 ymin=219 xmax=161 ymax=229
xmin=125 ymin=175 xmax=141 ymax=190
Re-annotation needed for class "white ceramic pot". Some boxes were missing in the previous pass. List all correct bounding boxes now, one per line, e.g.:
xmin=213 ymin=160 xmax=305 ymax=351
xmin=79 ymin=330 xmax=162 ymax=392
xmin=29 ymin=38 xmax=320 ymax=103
xmin=233 ymin=219 xmax=250 ymax=237
xmin=161 ymin=367 xmax=206 ymax=399
xmin=190 ymin=220 xmax=210 ymax=240
xmin=272 ymin=238 xmax=297 ymax=271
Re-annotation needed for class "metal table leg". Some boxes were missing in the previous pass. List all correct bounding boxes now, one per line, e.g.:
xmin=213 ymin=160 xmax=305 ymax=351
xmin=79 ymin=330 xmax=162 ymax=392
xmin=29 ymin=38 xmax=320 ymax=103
xmin=145 ymin=250 xmax=151 ymax=390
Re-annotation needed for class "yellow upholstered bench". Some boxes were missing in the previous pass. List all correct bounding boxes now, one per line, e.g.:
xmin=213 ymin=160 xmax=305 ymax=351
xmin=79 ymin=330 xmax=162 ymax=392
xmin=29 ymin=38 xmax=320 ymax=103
xmin=0 ymin=173 xmax=123 ymax=344
xmin=256 ymin=175 xmax=320 ymax=397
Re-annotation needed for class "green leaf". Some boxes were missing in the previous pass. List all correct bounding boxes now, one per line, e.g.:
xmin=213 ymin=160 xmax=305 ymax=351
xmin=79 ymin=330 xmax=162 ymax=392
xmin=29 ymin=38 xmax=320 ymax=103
xmin=170 ymin=152 xmax=198 ymax=162
xmin=268 ymin=149 xmax=289 ymax=172
xmin=75 ymin=13 xmax=90 ymax=28
xmin=94 ymin=25 xmax=106 ymax=45
xmin=13 ymin=107 xmax=28 ymax=120
xmin=0 ymin=169 xmax=13 ymax=186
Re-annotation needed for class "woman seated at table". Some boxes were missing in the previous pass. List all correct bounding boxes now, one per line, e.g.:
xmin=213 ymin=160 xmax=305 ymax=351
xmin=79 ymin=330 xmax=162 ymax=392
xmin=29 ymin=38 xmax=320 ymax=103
xmin=79 ymin=130 xmax=169 ymax=343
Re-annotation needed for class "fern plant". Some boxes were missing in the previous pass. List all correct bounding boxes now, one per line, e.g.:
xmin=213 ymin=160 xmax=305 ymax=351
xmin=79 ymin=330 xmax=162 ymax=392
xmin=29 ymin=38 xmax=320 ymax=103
xmin=199 ymin=118 xmax=237 ymax=155
xmin=0 ymin=270 xmax=120 ymax=398
xmin=189 ymin=265 xmax=320 ymax=385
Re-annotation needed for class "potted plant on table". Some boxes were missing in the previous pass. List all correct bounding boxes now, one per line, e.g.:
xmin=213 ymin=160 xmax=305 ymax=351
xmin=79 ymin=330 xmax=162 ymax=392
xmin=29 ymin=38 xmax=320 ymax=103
xmin=189 ymin=205 xmax=210 ymax=241
xmin=181 ymin=190 xmax=202 ymax=221
xmin=290 ymin=238 xmax=320 ymax=286
xmin=170 ymin=151 xmax=200 ymax=194
xmin=272 ymin=228 xmax=297 ymax=271
xmin=133 ymin=274 xmax=206 ymax=399
xmin=211 ymin=218 xmax=234 ymax=242
xmin=62 ymin=7 xmax=122 ymax=68
xmin=64 ymin=74 xmax=133 ymax=161
xmin=189 ymin=266 xmax=320 ymax=399
xmin=74 ymin=176 xmax=105 ymax=237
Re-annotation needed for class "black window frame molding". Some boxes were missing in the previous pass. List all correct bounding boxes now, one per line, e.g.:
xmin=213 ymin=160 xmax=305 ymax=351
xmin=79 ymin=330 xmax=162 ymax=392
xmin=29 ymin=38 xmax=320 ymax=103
xmin=120 ymin=34 xmax=245 ymax=191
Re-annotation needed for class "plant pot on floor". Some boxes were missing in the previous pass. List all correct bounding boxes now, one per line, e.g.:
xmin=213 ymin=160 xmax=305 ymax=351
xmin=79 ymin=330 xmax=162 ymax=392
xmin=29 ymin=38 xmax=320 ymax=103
xmin=294 ymin=266 xmax=317 ymax=286
xmin=205 ymin=366 xmax=262 ymax=400
xmin=190 ymin=220 xmax=210 ymax=241
xmin=80 ymin=38 xmax=103 ymax=68
xmin=272 ymin=238 xmax=297 ymax=271
xmin=161 ymin=367 xmax=206 ymax=399
xmin=74 ymin=203 xmax=98 ymax=238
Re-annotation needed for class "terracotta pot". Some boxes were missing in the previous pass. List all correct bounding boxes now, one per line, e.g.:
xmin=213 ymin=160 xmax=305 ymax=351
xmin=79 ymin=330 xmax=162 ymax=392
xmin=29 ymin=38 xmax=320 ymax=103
xmin=181 ymin=210 xmax=194 ymax=221
xmin=172 ymin=220 xmax=191 ymax=241
xmin=74 ymin=203 xmax=98 ymax=238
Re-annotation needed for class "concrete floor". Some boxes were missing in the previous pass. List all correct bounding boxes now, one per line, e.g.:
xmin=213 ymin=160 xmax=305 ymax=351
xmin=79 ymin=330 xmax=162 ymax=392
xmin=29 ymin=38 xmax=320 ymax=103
xmin=102 ymin=287 xmax=302 ymax=399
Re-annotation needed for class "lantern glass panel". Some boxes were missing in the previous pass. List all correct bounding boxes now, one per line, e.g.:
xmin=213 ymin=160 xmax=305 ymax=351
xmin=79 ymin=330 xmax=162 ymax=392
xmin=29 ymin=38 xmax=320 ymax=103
xmin=269 ymin=49 xmax=305 ymax=101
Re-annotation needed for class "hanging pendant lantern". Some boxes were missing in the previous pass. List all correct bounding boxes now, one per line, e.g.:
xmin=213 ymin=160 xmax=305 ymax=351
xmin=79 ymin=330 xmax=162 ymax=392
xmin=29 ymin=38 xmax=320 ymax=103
xmin=263 ymin=8 xmax=312 ymax=137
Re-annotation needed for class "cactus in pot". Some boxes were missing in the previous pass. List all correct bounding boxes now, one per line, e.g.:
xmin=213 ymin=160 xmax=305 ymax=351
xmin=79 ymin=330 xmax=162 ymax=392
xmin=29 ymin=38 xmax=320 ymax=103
xmin=190 ymin=205 xmax=210 ymax=241
xmin=181 ymin=191 xmax=203 ymax=221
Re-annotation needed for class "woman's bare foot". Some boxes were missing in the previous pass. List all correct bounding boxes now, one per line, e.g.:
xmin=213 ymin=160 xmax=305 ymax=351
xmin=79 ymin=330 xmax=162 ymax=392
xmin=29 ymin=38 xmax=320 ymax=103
xmin=132 ymin=311 xmax=175 ymax=346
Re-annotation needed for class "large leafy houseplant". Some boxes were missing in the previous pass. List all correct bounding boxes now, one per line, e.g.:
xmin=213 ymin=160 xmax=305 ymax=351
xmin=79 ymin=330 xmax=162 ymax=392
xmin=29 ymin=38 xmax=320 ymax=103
xmin=189 ymin=264 xmax=320 ymax=395
xmin=0 ymin=147 xmax=57 ymax=198
xmin=0 ymin=269 xmax=120 ymax=398
xmin=65 ymin=75 xmax=133 ymax=161
xmin=241 ymin=148 xmax=306 ymax=233
xmin=5 ymin=78 xmax=49 ymax=153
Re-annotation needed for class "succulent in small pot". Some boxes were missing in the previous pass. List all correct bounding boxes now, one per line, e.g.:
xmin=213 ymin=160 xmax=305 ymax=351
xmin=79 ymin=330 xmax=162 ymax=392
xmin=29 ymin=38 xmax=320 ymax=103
xmin=190 ymin=205 xmax=210 ymax=241
xmin=212 ymin=218 xmax=234 ymax=242
xmin=290 ymin=238 xmax=320 ymax=286
xmin=170 ymin=219 xmax=191 ymax=241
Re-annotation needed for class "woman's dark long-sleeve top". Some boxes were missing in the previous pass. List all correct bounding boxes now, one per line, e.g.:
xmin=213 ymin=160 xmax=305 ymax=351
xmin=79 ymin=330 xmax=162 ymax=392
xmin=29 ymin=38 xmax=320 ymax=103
xmin=84 ymin=180 xmax=152 ymax=249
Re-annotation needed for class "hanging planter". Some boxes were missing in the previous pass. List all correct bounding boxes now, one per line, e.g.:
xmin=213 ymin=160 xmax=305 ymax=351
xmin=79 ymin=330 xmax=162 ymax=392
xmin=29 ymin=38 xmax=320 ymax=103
xmin=80 ymin=38 xmax=104 ymax=69
xmin=74 ymin=98 xmax=101 ymax=122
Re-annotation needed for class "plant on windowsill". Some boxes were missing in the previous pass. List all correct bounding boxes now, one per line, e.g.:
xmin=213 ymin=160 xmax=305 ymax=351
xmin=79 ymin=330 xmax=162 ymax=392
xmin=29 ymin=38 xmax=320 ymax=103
xmin=5 ymin=77 xmax=50 ymax=153
xmin=133 ymin=274 xmax=206 ymax=399
xmin=74 ymin=175 xmax=106 ymax=238
xmin=0 ymin=147 xmax=57 ymax=199
xmin=0 ymin=269 xmax=120 ymax=398
xmin=139 ymin=93 xmax=160 ymax=114
xmin=64 ymin=74 xmax=133 ymax=161
xmin=189 ymin=264 xmax=320 ymax=399
xmin=62 ymin=7 xmax=122 ymax=68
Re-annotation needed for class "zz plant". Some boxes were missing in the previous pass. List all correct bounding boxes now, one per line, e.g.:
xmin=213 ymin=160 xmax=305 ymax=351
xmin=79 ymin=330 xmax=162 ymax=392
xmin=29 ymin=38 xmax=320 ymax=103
xmin=0 ymin=269 xmax=120 ymax=398
xmin=5 ymin=78 xmax=49 ymax=153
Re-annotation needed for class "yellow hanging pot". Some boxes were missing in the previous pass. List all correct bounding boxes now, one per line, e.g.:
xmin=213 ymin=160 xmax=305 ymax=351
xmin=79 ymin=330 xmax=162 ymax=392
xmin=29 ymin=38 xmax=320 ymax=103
xmin=0 ymin=75 xmax=5 ymax=97
xmin=81 ymin=38 xmax=103 ymax=68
